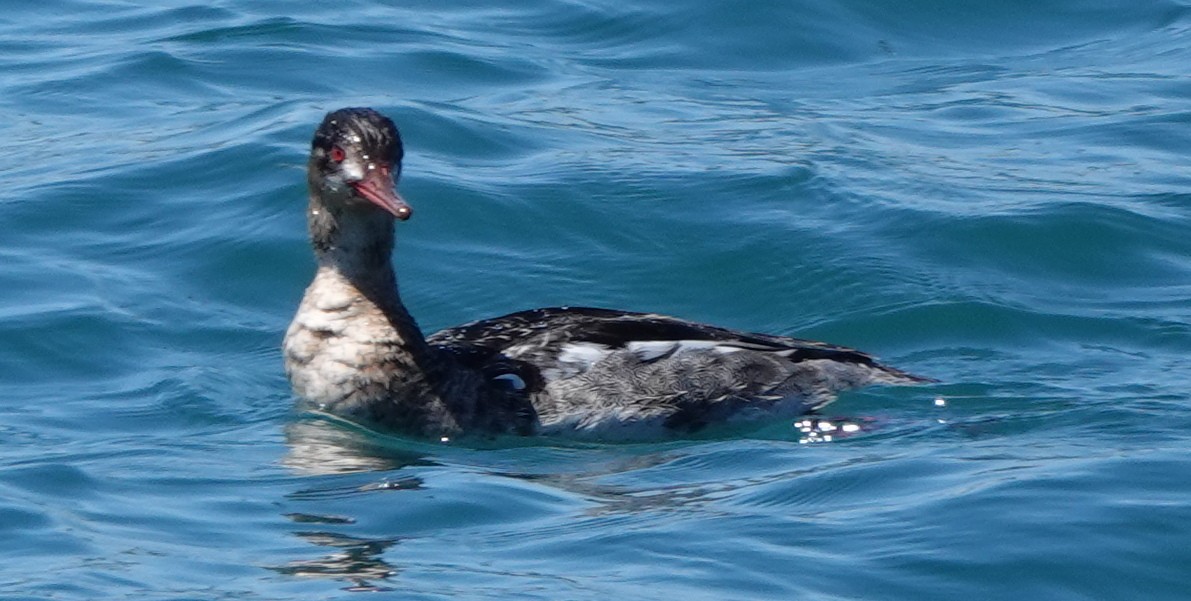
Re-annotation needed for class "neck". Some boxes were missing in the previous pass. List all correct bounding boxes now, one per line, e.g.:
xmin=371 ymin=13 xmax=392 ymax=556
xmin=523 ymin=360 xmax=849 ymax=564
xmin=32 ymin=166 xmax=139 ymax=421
xmin=299 ymin=191 xmax=469 ymax=434
xmin=310 ymin=190 xmax=392 ymax=270
xmin=307 ymin=189 xmax=429 ymax=337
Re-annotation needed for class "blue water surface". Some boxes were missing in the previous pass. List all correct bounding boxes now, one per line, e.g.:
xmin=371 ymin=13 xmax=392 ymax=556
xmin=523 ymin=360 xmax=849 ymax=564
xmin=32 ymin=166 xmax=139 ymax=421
xmin=2 ymin=0 xmax=1190 ymax=599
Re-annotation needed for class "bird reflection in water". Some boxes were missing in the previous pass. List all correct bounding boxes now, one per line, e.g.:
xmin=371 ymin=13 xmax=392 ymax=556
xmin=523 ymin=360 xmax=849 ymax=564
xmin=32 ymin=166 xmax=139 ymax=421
xmin=267 ymin=524 xmax=401 ymax=593
xmin=282 ymin=416 xmax=436 ymax=476
xmin=276 ymin=417 xmax=432 ymax=591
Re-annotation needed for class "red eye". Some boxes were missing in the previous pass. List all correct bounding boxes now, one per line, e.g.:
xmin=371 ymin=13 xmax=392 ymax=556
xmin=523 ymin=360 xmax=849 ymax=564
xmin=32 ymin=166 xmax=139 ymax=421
xmin=329 ymin=146 xmax=346 ymax=162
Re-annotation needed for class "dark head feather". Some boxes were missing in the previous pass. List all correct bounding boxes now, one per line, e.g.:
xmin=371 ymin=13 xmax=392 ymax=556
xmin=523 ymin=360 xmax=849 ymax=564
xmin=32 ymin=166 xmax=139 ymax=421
xmin=312 ymin=107 xmax=404 ymax=173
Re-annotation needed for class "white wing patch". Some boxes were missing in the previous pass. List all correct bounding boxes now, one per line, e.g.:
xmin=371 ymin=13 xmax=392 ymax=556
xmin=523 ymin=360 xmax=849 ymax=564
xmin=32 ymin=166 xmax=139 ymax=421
xmin=625 ymin=340 xmax=679 ymax=361
xmin=542 ymin=339 xmax=794 ymax=382
xmin=537 ymin=342 xmax=614 ymax=381
xmin=626 ymin=340 xmax=750 ymax=361
xmin=557 ymin=342 xmax=612 ymax=369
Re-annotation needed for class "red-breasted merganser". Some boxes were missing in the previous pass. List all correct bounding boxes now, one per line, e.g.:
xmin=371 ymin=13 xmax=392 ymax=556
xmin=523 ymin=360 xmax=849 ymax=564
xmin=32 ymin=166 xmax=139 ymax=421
xmin=283 ymin=107 xmax=932 ymax=440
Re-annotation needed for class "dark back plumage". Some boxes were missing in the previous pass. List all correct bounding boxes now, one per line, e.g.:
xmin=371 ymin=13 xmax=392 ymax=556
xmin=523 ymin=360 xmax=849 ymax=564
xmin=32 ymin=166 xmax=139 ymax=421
xmin=432 ymin=306 xmax=878 ymax=367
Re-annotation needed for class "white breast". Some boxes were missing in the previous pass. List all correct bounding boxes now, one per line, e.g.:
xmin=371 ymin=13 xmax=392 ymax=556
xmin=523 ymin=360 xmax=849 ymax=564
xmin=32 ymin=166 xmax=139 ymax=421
xmin=283 ymin=271 xmax=393 ymax=406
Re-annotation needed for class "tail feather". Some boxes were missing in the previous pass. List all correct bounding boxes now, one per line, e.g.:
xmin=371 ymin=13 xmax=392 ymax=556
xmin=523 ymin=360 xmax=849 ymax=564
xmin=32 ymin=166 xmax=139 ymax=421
xmin=774 ymin=357 xmax=935 ymax=412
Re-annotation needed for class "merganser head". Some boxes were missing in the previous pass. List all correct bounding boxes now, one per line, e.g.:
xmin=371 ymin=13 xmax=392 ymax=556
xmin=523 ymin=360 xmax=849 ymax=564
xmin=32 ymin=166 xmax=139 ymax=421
xmin=309 ymin=107 xmax=412 ymax=220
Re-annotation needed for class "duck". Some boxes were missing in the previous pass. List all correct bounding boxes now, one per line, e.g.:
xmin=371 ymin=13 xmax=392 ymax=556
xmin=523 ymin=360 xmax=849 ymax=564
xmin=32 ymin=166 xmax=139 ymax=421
xmin=283 ymin=107 xmax=932 ymax=440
